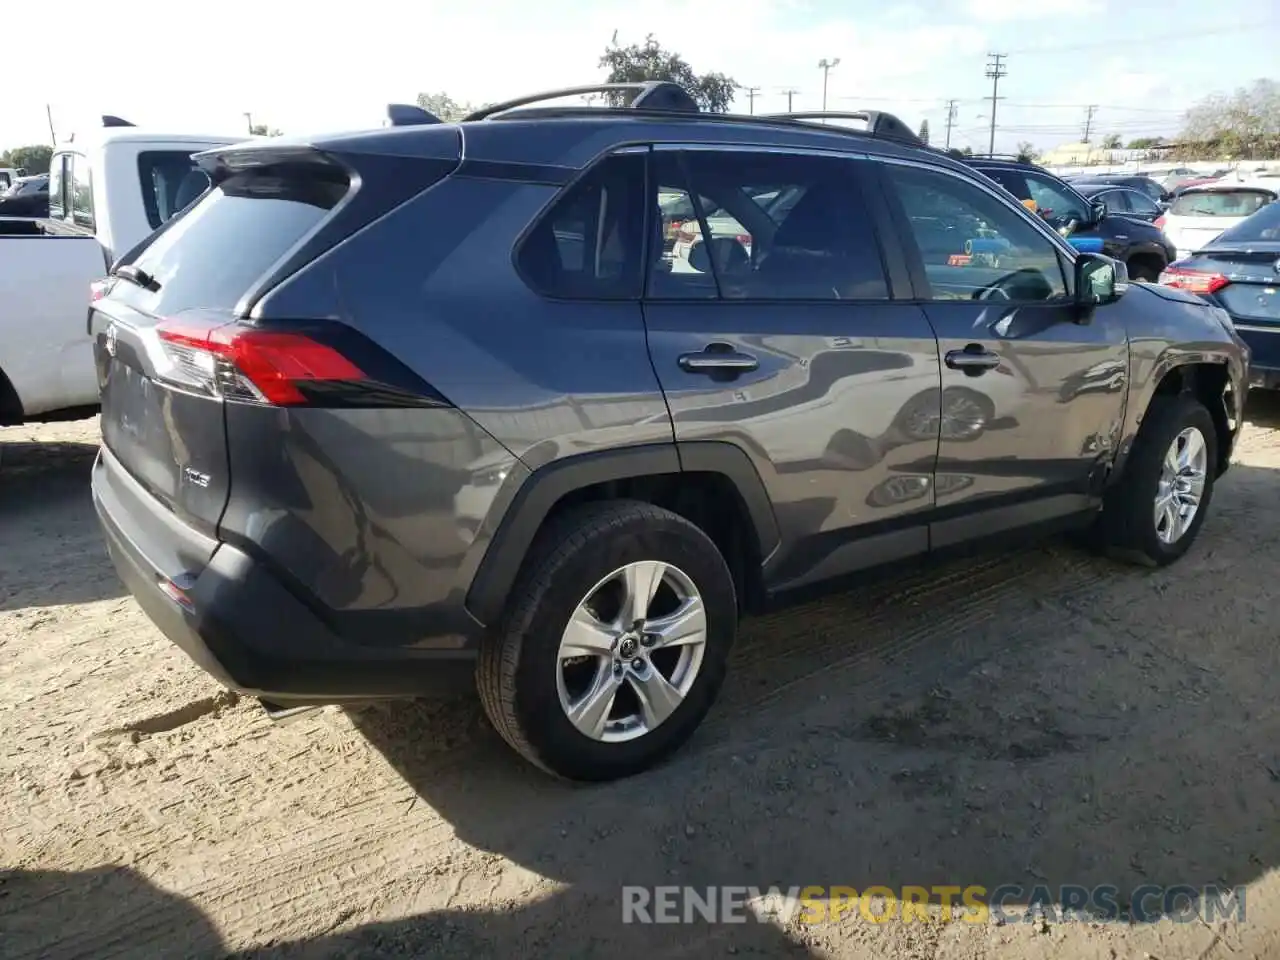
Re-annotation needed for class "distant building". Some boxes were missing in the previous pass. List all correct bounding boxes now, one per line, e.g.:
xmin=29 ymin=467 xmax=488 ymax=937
xmin=1039 ymin=141 xmax=1175 ymax=167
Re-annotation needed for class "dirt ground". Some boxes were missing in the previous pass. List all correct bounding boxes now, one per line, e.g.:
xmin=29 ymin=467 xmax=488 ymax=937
xmin=3 ymin=398 xmax=1280 ymax=960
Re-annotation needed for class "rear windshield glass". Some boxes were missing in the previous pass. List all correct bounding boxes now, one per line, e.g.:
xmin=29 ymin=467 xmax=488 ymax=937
xmin=1169 ymin=189 xmax=1274 ymax=217
xmin=1212 ymin=200 xmax=1280 ymax=243
xmin=115 ymin=163 xmax=349 ymax=316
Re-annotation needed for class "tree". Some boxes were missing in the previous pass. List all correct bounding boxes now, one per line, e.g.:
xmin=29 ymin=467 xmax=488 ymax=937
xmin=1100 ymin=133 xmax=1123 ymax=150
xmin=0 ymin=145 xmax=53 ymax=175
xmin=249 ymin=124 xmax=283 ymax=137
xmin=1126 ymin=136 xmax=1163 ymax=150
xmin=1015 ymin=141 xmax=1039 ymax=163
xmin=415 ymin=92 xmax=477 ymax=122
xmin=599 ymin=34 xmax=736 ymax=113
xmin=918 ymin=119 xmax=930 ymax=145
xmin=1179 ymin=79 xmax=1280 ymax=159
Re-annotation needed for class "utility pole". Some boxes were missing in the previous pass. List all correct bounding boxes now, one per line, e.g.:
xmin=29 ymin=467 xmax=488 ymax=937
xmin=817 ymin=58 xmax=840 ymax=114
xmin=244 ymin=112 xmax=254 ymax=135
xmin=944 ymin=98 xmax=958 ymax=149
xmin=46 ymin=104 xmax=57 ymax=145
xmin=744 ymin=86 xmax=761 ymax=115
xmin=1082 ymin=104 xmax=1099 ymax=143
xmin=984 ymin=53 xmax=1007 ymax=155
xmin=781 ymin=88 xmax=800 ymax=112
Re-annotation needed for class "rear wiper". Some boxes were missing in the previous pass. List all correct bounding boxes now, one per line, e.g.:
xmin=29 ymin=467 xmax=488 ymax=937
xmin=112 ymin=263 xmax=161 ymax=292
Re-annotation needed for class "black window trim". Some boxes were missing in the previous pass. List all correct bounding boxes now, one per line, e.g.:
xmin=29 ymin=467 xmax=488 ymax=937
xmin=875 ymin=156 xmax=1078 ymax=305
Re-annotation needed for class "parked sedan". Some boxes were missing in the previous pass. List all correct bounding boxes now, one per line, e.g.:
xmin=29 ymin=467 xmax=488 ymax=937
xmin=1156 ymin=182 xmax=1277 ymax=260
xmin=1075 ymin=182 xmax=1165 ymax=223
xmin=1072 ymin=174 xmax=1167 ymax=204
xmin=1159 ymin=198 xmax=1280 ymax=389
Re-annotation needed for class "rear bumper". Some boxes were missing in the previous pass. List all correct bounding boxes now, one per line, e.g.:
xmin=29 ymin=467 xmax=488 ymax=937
xmin=1236 ymin=324 xmax=1280 ymax=389
xmin=92 ymin=448 xmax=476 ymax=704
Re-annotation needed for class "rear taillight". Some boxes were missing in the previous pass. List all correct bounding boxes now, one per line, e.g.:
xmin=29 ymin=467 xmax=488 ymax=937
xmin=1154 ymin=215 xmax=1166 ymax=230
xmin=1157 ymin=265 xmax=1229 ymax=294
xmin=155 ymin=318 xmax=366 ymax=406
xmin=90 ymin=278 xmax=109 ymax=302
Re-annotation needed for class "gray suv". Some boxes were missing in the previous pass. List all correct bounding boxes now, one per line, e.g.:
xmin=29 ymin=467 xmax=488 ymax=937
xmin=90 ymin=83 xmax=1250 ymax=781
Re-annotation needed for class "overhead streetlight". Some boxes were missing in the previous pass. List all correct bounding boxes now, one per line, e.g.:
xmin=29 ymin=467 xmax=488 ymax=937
xmin=817 ymin=58 xmax=840 ymax=114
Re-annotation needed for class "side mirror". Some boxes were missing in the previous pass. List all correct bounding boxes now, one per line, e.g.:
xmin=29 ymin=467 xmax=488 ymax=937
xmin=1089 ymin=198 xmax=1108 ymax=224
xmin=1075 ymin=253 xmax=1128 ymax=310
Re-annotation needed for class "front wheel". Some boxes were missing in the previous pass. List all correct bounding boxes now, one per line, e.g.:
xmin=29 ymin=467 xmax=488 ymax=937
xmin=477 ymin=501 xmax=738 ymax=781
xmin=1094 ymin=394 xmax=1218 ymax=566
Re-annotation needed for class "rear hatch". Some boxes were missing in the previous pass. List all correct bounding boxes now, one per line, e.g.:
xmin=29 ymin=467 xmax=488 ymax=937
xmin=1163 ymin=188 xmax=1275 ymax=255
xmin=90 ymin=135 xmax=464 ymax=542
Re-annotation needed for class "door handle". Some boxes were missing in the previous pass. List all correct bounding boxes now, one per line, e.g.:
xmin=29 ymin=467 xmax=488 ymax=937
xmin=945 ymin=345 xmax=1001 ymax=374
xmin=678 ymin=343 xmax=759 ymax=374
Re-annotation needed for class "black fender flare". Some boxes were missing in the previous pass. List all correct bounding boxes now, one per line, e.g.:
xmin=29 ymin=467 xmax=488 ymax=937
xmin=464 ymin=441 xmax=780 ymax=627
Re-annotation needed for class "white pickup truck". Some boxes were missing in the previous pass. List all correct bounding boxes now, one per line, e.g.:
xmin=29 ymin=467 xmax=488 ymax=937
xmin=0 ymin=118 xmax=241 ymax=427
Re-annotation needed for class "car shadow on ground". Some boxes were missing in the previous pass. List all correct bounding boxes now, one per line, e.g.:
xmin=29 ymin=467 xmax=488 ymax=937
xmin=0 ymin=866 xmax=227 ymax=959
xmin=248 ymin=461 xmax=1278 ymax=957
xmin=5 ymin=433 xmax=1278 ymax=959
xmin=0 ymin=438 xmax=125 ymax=611
xmin=1244 ymin=388 xmax=1280 ymax=428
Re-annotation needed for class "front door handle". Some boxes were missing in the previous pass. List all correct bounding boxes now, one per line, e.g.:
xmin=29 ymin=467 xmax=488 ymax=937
xmin=678 ymin=343 xmax=759 ymax=375
xmin=945 ymin=345 xmax=1001 ymax=375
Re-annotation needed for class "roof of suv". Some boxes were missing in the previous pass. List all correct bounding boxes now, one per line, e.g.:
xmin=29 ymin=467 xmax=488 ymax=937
xmin=198 ymin=81 xmax=972 ymax=178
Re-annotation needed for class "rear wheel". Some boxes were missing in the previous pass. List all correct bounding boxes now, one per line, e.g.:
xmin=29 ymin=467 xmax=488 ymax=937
xmin=1094 ymin=394 xmax=1217 ymax=566
xmin=1126 ymin=256 xmax=1164 ymax=283
xmin=477 ymin=501 xmax=737 ymax=781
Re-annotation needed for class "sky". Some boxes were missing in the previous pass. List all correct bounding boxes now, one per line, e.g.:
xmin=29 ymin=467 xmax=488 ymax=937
xmin=4 ymin=0 xmax=1278 ymax=155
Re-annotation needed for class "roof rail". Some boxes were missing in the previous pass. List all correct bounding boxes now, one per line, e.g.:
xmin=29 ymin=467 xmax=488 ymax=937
xmin=967 ymin=153 xmax=1030 ymax=162
xmin=385 ymin=103 xmax=442 ymax=127
xmin=760 ymin=110 xmax=922 ymax=147
xmin=465 ymin=81 xmax=700 ymax=121
xmin=102 ymin=115 xmax=134 ymax=128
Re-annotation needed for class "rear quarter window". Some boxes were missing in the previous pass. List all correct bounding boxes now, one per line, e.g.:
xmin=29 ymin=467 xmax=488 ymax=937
xmin=1170 ymin=190 xmax=1274 ymax=217
xmin=114 ymin=163 xmax=350 ymax=316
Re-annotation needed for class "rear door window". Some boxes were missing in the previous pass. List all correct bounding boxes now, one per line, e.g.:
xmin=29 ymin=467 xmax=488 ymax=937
xmin=1170 ymin=190 xmax=1275 ymax=217
xmin=48 ymin=155 xmax=67 ymax=219
xmin=70 ymin=154 xmax=94 ymax=230
xmin=1100 ymin=189 xmax=1130 ymax=213
xmin=650 ymin=150 xmax=890 ymax=301
xmin=113 ymin=163 xmax=350 ymax=316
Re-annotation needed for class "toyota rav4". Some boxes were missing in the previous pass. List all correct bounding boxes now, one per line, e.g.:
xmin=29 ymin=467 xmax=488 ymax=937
xmin=90 ymin=83 xmax=1250 ymax=781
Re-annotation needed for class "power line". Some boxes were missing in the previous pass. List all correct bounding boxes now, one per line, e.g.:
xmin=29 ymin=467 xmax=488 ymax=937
xmin=984 ymin=53 xmax=1007 ymax=155
xmin=743 ymin=86 xmax=761 ymax=115
xmin=780 ymin=88 xmax=800 ymax=112
xmin=1082 ymin=104 xmax=1099 ymax=143
xmin=944 ymin=99 xmax=958 ymax=149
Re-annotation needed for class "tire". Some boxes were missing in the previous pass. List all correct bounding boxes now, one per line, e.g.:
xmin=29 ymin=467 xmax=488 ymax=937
xmin=1094 ymin=394 xmax=1218 ymax=566
xmin=1127 ymin=257 xmax=1163 ymax=283
xmin=477 ymin=500 xmax=738 ymax=781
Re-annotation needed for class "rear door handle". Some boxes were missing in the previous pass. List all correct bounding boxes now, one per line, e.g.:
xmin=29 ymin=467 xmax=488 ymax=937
xmin=678 ymin=343 xmax=759 ymax=375
xmin=945 ymin=346 xmax=1001 ymax=374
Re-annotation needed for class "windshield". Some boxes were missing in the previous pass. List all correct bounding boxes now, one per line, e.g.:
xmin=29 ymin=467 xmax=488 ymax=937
xmin=1211 ymin=201 xmax=1280 ymax=243
xmin=1170 ymin=189 xmax=1274 ymax=217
